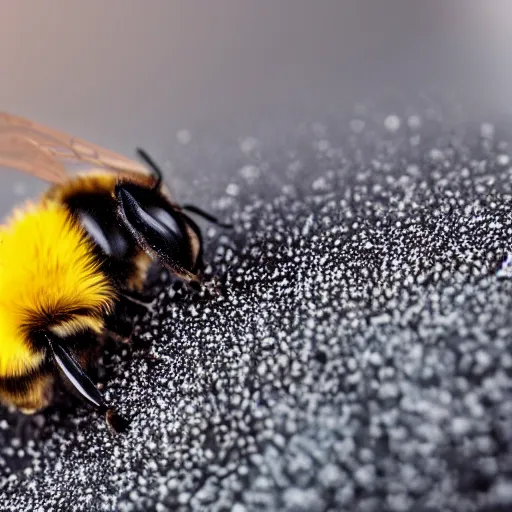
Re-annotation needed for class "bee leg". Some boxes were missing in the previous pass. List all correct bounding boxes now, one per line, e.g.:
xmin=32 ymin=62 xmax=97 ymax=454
xmin=45 ymin=335 xmax=129 ymax=433
xmin=178 ymin=213 xmax=205 ymax=278
xmin=14 ymin=413 xmax=33 ymax=442
xmin=104 ymin=292 xmax=156 ymax=342
xmin=121 ymin=290 xmax=155 ymax=307
xmin=119 ymin=290 xmax=157 ymax=316
xmin=45 ymin=334 xmax=106 ymax=412
xmin=104 ymin=313 xmax=133 ymax=343
xmin=106 ymin=407 xmax=130 ymax=433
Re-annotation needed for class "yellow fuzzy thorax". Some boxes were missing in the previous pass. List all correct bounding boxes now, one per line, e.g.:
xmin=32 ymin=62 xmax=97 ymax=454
xmin=0 ymin=200 xmax=116 ymax=378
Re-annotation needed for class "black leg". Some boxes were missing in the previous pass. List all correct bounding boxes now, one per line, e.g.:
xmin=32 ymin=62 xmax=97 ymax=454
xmin=180 ymin=213 xmax=205 ymax=274
xmin=119 ymin=290 xmax=156 ymax=313
xmin=121 ymin=289 xmax=154 ymax=305
xmin=104 ymin=312 xmax=134 ymax=340
xmin=46 ymin=334 xmax=106 ymax=411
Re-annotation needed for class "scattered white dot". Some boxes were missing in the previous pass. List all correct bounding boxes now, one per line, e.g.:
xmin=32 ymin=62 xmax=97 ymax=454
xmin=350 ymin=119 xmax=365 ymax=133
xmin=239 ymin=137 xmax=259 ymax=154
xmin=384 ymin=115 xmax=401 ymax=132
xmin=226 ymin=183 xmax=240 ymax=196
xmin=429 ymin=148 xmax=443 ymax=161
xmin=176 ymin=129 xmax=192 ymax=145
xmin=480 ymin=123 xmax=495 ymax=138
xmin=497 ymin=154 xmax=510 ymax=166
xmin=239 ymin=165 xmax=260 ymax=182
xmin=407 ymin=115 xmax=422 ymax=130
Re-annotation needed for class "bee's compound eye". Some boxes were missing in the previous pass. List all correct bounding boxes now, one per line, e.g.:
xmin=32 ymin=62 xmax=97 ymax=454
xmin=116 ymin=186 xmax=192 ymax=269
xmin=145 ymin=205 xmax=182 ymax=241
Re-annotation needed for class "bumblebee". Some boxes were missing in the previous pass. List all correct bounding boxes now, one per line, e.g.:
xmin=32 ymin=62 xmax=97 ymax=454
xmin=0 ymin=112 xmax=228 ymax=426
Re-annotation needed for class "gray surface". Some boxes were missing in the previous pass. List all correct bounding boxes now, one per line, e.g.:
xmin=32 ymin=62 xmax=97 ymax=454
xmin=1 ymin=3 xmax=512 ymax=512
xmin=1 ymin=98 xmax=512 ymax=511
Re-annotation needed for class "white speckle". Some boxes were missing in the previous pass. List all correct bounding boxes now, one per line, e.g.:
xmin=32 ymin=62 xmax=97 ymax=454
xmin=497 ymin=253 xmax=512 ymax=277
xmin=312 ymin=177 xmax=328 ymax=191
xmin=475 ymin=350 xmax=492 ymax=369
xmin=354 ymin=465 xmax=375 ymax=487
xmin=301 ymin=214 xmax=314 ymax=236
xmin=316 ymin=140 xmax=330 ymax=152
xmin=176 ymin=129 xmax=192 ymax=145
xmin=497 ymin=154 xmax=510 ymax=166
xmin=318 ymin=464 xmax=344 ymax=488
xmin=429 ymin=148 xmax=443 ymax=160
xmin=368 ymin=352 xmax=383 ymax=366
xmin=379 ymin=382 xmax=399 ymax=399
xmin=452 ymin=417 xmax=471 ymax=436
xmin=288 ymin=160 xmax=303 ymax=173
xmin=226 ymin=183 xmax=240 ymax=196
xmin=282 ymin=488 xmax=325 ymax=511
xmin=480 ymin=123 xmax=495 ymax=138
xmin=407 ymin=115 xmax=422 ymax=130
xmin=239 ymin=165 xmax=260 ymax=182
xmin=387 ymin=493 xmax=411 ymax=512
xmin=491 ymin=479 xmax=512 ymax=504
xmin=406 ymin=164 xmax=420 ymax=176
xmin=384 ymin=115 xmax=401 ymax=132
xmin=350 ymin=118 xmax=365 ymax=133
xmin=240 ymin=137 xmax=259 ymax=154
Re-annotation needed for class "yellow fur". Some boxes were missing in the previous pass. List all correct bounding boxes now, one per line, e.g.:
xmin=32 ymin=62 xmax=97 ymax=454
xmin=50 ymin=316 xmax=105 ymax=338
xmin=0 ymin=200 xmax=115 ymax=378
xmin=1 ymin=373 xmax=54 ymax=413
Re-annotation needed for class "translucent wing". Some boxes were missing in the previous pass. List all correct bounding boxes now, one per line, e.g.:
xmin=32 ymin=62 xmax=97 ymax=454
xmin=0 ymin=112 xmax=149 ymax=184
xmin=0 ymin=129 xmax=68 ymax=183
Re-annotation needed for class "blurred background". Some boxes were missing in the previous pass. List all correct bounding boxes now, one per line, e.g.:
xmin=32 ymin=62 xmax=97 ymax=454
xmin=0 ymin=1 xmax=510 ymax=213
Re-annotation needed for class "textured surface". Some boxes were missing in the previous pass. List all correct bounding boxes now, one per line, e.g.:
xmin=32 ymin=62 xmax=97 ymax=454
xmin=2 ymin=99 xmax=512 ymax=511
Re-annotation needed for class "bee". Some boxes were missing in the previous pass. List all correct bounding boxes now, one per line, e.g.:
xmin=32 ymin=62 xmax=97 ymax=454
xmin=0 ymin=112 xmax=229 ymax=428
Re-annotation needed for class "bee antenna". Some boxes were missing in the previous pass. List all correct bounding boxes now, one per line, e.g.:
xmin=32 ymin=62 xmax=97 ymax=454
xmin=136 ymin=148 xmax=163 ymax=191
xmin=181 ymin=204 xmax=233 ymax=229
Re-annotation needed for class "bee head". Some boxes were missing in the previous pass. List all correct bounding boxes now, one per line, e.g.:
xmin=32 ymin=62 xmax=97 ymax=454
xmin=115 ymin=182 xmax=203 ymax=280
